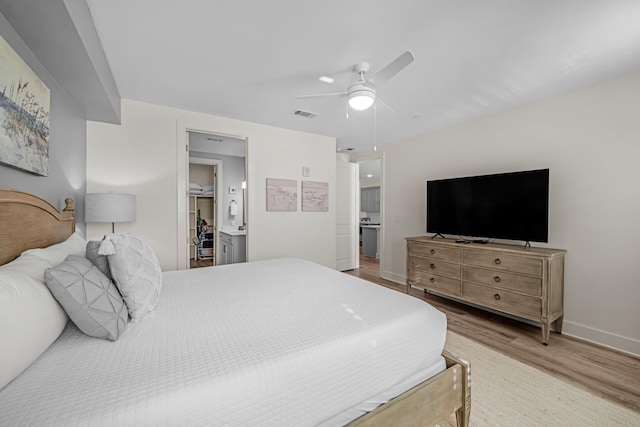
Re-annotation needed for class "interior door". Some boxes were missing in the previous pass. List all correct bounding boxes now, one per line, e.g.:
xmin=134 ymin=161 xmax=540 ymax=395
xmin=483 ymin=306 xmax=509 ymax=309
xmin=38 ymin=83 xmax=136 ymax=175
xmin=336 ymin=159 xmax=359 ymax=271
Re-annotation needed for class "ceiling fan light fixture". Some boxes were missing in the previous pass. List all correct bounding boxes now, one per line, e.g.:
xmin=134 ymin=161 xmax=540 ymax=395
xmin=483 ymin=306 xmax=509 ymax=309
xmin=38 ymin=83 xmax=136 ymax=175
xmin=348 ymin=86 xmax=375 ymax=110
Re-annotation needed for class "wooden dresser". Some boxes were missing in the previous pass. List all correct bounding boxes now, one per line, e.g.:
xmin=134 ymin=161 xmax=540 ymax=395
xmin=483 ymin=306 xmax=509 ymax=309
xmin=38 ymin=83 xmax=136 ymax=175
xmin=406 ymin=236 xmax=566 ymax=344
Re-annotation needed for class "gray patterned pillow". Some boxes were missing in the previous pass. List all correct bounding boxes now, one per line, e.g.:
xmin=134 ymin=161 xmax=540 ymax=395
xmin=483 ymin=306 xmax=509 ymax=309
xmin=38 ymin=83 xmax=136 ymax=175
xmin=44 ymin=255 xmax=128 ymax=341
xmin=86 ymin=240 xmax=112 ymax=280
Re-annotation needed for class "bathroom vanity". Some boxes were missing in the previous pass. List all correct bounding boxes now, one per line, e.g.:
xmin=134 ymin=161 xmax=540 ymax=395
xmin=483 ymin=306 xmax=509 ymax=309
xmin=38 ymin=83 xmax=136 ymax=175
xmin=219 ymin=230 xmax=246 ymax=265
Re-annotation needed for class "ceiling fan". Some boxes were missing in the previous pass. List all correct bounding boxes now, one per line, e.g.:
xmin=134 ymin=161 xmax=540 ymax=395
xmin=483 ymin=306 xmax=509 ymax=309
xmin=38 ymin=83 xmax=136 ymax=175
xmin=296 ymin=51 xmax=415 ymax=112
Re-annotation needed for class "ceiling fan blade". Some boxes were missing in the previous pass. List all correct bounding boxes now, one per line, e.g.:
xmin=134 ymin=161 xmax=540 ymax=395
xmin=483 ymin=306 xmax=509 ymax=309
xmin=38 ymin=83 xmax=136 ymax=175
xmin=368 ymin=50 xmax=415 ymax=86
xmin=375 ymin=96 xmax=396 ymax=114
xmin=296 ymin=92 xmax=347 ymax=100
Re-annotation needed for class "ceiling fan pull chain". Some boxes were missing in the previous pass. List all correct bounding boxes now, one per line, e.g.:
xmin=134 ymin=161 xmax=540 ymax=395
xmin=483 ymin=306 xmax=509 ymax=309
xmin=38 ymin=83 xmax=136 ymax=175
xmin=374 ymin=107 xmax=378 ymax=150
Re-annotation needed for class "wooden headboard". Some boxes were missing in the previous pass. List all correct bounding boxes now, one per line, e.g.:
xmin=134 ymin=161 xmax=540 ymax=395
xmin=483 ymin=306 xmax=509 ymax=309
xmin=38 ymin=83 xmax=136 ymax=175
xmin=0 ymin=189 xmax=75 ymax=266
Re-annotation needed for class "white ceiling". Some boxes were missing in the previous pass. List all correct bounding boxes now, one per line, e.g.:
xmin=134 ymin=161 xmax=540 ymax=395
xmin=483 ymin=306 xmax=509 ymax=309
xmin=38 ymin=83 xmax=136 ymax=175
xmin=85 ymin=0 xmax=640 ymax=153
xmin=359 ymin=159 xmax=381 ymax=182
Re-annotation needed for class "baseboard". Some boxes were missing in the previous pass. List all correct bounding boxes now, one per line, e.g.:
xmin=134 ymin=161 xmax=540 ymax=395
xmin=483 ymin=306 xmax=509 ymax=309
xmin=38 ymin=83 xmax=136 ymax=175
xmin=382 ymin=273 xmax=640 ymax=358
xmin=380 ymin=270 xmax=405 ymax=284
xmin=562 ymin=321 xmax=640 ymax=358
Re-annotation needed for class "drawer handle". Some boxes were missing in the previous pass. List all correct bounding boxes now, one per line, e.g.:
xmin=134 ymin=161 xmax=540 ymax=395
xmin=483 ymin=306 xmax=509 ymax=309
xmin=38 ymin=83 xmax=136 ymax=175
xmin=429 ymin=263 xmax=435 ymax=269
xmin=429 ymin=249 xmax=435 ymax=254
xmin=429 ymin=277 xmax=435 ymax=283
xmin=494 ymin=276 xmax=501 ymax=283
xmin=494 ymin=293 xmax=501 ymax=301
xmin=494 ymin=258 xmax=502 ymax=265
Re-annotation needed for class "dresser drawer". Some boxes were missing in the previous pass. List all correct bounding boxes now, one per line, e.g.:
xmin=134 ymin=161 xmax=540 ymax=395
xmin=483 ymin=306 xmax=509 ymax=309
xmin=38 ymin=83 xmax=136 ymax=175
xmin=409 ymin=270 xmax=461 ymax=295
xmin=462 ymin=282 xmax=541 ymax=319
xmin=219 ymin=233 xmax=233 ymax=244
xmin=409 ymin=256 xmax=461 ymax=279
xmin=463 ymin=266 xmax=541 ymax=296
xmin=406 ymin=237 xmax=565 ymax=344
xmin=409 ymin=243 xmax=461 ymax=263
xmin=464 ymin=250 xmax=542 ymax=277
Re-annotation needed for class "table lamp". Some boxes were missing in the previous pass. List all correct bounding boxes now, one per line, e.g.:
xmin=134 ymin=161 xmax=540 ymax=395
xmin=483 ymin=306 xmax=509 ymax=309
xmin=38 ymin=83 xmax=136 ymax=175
xmin=85 ymin=193 xmax=136 ymax=233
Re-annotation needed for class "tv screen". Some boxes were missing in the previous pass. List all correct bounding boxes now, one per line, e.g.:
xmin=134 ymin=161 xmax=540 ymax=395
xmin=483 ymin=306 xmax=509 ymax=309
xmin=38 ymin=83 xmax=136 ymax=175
xmin=427 ymin=169 xmax=549 ymax=243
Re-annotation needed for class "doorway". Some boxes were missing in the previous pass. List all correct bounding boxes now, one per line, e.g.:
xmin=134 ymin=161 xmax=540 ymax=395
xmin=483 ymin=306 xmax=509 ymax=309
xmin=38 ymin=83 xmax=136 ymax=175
xmin=186 ymin=131 xmax=247 ymax=268
xmin=354 ymin=153 xmax=383 ymax=277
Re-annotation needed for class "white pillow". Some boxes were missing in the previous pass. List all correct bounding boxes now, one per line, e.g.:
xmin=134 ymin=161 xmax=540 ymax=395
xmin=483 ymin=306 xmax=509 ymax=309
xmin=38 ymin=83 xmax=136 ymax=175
xmin=0 ymin=233 xmax=86 ymax=390
xmin=98 ymin=234 xmax=162 ymax=322
xmin=22 ymin=232 xmax=86 ymax=266
xmin=0 ymin=259 xmax=69 ymax=390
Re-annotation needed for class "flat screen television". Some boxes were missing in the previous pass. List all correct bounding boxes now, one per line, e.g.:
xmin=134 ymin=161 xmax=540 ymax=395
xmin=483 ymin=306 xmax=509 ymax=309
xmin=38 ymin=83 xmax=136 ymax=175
xmin=426 ymin=169 xmax=549 ymax=243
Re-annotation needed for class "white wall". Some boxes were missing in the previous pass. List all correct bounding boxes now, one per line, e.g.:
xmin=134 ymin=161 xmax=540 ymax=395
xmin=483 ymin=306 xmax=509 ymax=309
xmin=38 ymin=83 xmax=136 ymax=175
xmin=382 ymin=71 xmax=640 ymax=356
xmin=87 ymin=99 xmax=336 ymax=271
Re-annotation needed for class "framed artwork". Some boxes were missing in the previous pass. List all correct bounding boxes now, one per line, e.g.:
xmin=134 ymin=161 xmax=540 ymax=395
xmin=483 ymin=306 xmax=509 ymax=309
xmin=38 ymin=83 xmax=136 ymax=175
xmin=302 ymin=181 xmax=329 ymax=212
xmin=0 ymin=35 xmax=51 ymax=176
xmin=266 ymin=178 xmax=297 ymax=211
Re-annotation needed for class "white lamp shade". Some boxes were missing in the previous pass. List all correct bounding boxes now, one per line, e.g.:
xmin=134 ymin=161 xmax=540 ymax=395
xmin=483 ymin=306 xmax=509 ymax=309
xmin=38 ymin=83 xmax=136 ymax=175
xmin=85 ymin=193 xmax=136 ymax=223
xmin=348 ymin=87 xmax=375 ymax=110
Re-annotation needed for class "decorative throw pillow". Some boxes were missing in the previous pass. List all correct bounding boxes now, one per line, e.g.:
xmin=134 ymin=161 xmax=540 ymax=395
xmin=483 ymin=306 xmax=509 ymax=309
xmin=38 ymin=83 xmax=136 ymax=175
xmin=98 ymin=234 xmax=162 ymax=322
xmin=44 ymin=255 xmax=128 ymax=341
xmin=86 ymin=240 xmax=112 ymax=280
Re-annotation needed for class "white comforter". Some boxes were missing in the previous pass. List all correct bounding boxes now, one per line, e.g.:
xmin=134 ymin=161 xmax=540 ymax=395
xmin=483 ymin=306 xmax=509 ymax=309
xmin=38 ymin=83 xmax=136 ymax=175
xmin=0 ymin=258 xmax=446 ymax=426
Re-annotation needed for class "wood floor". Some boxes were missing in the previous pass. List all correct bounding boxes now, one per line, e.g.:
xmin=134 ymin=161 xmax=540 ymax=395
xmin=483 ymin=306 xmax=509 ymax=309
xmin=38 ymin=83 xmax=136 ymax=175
xmin=345 ymin=255 xmax=640 ymax=414
xmin=190 ymin=258 xmax=214 ymax=268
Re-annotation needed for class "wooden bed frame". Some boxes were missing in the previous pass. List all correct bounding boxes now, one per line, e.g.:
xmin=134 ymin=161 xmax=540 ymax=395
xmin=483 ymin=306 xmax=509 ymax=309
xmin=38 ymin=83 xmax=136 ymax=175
xmin=0 ymin=189 xmax=470 ymax=427
xmin=0 ymin=189 xmax=75 ymax=265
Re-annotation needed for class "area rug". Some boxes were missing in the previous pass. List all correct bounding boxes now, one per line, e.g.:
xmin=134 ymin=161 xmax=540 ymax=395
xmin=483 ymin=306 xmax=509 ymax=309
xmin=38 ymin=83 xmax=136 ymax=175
xmin=438 ymin=332 xmax=640 ymax=426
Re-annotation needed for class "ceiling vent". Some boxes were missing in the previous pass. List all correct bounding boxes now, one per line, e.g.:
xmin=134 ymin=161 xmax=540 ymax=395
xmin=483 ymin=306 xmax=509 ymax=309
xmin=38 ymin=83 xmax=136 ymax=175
xmin=293 ymin=109 xmax=318 ymax=119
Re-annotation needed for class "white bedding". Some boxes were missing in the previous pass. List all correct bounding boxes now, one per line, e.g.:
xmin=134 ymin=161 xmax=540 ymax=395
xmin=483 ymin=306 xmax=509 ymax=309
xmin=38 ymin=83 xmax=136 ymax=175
xmin=0 ymin=258 xmax=446 ymax=426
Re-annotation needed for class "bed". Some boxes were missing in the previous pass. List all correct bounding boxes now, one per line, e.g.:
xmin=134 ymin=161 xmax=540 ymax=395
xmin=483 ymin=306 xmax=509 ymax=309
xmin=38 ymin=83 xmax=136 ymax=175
xmin=0 ymin=189 xmax=470 ymax=426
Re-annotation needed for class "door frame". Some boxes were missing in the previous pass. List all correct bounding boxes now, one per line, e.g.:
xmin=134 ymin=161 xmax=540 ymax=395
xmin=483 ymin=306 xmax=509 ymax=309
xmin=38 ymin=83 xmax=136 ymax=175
xmin=176 ymin=122 xmax=248 ymax=270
